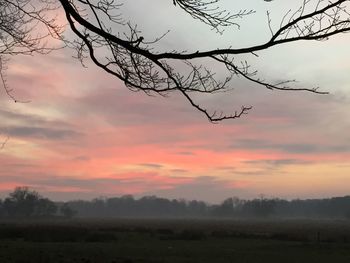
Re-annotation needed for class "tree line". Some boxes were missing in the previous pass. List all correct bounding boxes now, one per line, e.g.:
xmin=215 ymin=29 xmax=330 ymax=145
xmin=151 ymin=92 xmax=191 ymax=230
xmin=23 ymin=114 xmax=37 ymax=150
xmin=1 ymin=187 xmax=350 ymax=219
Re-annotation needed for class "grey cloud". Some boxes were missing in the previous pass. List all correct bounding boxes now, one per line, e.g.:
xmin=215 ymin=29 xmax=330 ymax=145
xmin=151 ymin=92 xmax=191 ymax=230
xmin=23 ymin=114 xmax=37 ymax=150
xmin=0 ymin=172 xmax=189 ymax=197
xmin=0 ymin=108 xmax=83 ymax=141
xmin=270 ymin=159 xmax=306 ymax=166
xmin=170 ymin=169 xmax=188 ymax=173
xmin=5 ymin=126 xmax=81 ymax=140
xmin=138 ymin=163 xmax=163 ymax=169
xmin=0 ymin=109 xmax=44 ymax=125
xmin=243 ymin=159 xmax=310 ymax=166
xmin=77 ymin=87 xmax=195 ymax=126
xmin=215 ymin=166 xmax=237 ymax=173
xmin=233 ymin=170 xmax=271 ymax=176
xmin=230 ymin=139 xmax=350 ymax=154
xmin=40 ymin=177 xmax=104 ymax=188
xmin=0 ymin=174 xmax=104 ymax=189
xmin=72 ymin=156 xmax=91 ymax=161
xmin=281 ymin=144 xmax=318 ymax=154
xmin=0 ymin=109 xmax=72 ymax=128
xmin=175 ymin=151 xmax=195 ymax=156
xmin=28 ymin=175 xmax=169 ymax=190
xmin=0 ymin=173 xmax=251 ymax=203
xmin=0 ymin=163 xmax=38 ymax=169
xmin=216 ymin=166 xmax=236 ymax=170
xmin=145 ymin=176 xmax=251 ymax=204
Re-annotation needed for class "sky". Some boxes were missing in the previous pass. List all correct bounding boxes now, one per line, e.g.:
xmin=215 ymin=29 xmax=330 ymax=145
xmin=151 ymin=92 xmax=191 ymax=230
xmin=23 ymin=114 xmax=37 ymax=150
xmin=0 ymin=0 xmax=349 ymax=203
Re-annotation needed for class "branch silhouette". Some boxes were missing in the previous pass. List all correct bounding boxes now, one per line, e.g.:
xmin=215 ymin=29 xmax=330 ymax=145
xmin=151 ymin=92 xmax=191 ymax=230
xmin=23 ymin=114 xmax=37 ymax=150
xmin=0 ymin=134 xmax=9 ymax=150
xmin=57 ymin=0 xmax=347 ymax=122
xmin=0 ymin=0 xmax=63 ymax=102
xmin=2 ymin=0 xmax=349 ymax=122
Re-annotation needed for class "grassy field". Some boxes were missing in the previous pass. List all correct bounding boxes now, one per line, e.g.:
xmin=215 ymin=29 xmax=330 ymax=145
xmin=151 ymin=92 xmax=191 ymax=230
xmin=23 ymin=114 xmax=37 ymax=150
xmin=1 ymin=218 xmax=350 ymax=263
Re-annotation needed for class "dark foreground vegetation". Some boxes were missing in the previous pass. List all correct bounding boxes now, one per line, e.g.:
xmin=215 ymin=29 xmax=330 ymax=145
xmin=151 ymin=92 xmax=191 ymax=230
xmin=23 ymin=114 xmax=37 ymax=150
xmin=1 ymin=218 xmax=350 ymax=263
xmin=2 ymin=187 xmax=350 ymax=262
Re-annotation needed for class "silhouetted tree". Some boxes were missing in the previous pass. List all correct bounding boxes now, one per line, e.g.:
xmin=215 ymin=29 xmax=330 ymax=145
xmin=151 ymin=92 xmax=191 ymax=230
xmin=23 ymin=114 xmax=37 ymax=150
xmin=3 ymin=186 xmax=58 ymax=217
xmin=35 ymin=198 xmax=58 ymax=216
xmin=3 ymin=186 xmax=41 ymax=217
xmin=187 ymin=200 xmax=208 ymax=216
xmin=60 ymin=203 xmax=77 ymax=218
xmin=253 ymin=198 xmax=277 ymax=217
xmin=91 ymin=197 xmax=106 ymax=215
xmin=215 ymin=198 xmax=235 ymax=217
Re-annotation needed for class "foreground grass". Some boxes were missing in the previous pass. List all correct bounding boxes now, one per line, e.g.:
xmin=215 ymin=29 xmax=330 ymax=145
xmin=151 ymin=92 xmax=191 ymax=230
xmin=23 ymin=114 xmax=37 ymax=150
xmin=1 ymin=218 xmax=350 ymax=263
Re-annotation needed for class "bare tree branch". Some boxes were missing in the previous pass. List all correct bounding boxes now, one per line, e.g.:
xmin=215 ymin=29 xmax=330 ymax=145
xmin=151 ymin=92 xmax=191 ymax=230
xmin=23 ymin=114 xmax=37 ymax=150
xmin=173 ymin=0 xmax=255 ymax=33
xmin=0 ymin=0 xmax=64 ymax=102
xmin=55 ymin=0 xmax=348 ymax=121
xmin=0 ymin=134 xmax=9 ymax=150
xmin=0 ymin=57 xmax=31 ymax=103
xmin=2 ymin=0 xmax=349 ymax=122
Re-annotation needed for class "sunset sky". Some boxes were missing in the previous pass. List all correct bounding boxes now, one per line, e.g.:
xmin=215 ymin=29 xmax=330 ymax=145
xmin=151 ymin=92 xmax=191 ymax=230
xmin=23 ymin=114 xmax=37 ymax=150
xmin=0 ymin=0 xmax=349 ymax=203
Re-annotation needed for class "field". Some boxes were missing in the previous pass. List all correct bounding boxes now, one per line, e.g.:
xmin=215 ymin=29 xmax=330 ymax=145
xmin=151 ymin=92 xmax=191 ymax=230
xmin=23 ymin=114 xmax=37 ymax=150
xmin=1 ymin=218 xmax=350 ymax=263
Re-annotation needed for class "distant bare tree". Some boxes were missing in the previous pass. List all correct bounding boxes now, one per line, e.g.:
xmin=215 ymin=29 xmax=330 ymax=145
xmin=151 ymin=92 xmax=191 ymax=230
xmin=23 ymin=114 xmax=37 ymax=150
xmin=60 ymin=203 xmax=77 ymax=218
xmin=57 ymin=0 xmax=350 ymax=121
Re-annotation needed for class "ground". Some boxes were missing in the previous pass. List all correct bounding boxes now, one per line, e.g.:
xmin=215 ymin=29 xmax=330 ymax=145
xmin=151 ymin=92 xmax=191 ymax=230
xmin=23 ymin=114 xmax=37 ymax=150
xmin=1 ymin=218 xmax=350 ymax=263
